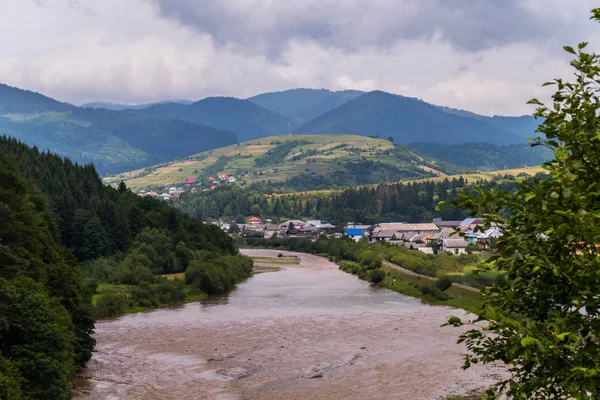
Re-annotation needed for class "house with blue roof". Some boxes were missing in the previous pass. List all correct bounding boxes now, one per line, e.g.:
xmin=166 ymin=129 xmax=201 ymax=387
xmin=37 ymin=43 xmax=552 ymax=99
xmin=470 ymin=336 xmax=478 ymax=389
xmin=345 ymin=228 xmax=365 ymax=242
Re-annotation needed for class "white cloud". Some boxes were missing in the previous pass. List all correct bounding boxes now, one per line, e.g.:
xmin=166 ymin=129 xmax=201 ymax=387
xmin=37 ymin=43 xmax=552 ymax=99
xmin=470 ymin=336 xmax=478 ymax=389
xmin=0 ymin=0 xmax=598 ymax=115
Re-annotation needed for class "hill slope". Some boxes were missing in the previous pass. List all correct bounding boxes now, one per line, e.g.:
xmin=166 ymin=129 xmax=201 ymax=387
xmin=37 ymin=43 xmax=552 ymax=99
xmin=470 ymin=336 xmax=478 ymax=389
xmin=409 ymin=142 xmax=551 ymax=171
xmin=248 ymin=88 xmax=364 ymax=121
xmin=107 ymin=134 xmax=465 ymax=191
xmin=0 ymin=84 xmax=237 ymax=174
xmin=294 ymin=91 xmax=522 ymax=145
xmin=438 ymin=105 xmax=540 ymax=140
xmin=129 ymin=97 xmax=296 ymax=142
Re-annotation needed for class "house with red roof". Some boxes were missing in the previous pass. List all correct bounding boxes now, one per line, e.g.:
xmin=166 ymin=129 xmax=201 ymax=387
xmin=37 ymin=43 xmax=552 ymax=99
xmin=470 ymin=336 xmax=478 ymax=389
xmin=218 ymin=173 xmax=228 ymax=180
xmin=184 ymin=177 xmax=196 ymax=187
xmin=248 ymin=216 xmax=261 ymax=224
xmin=208 ymin=176 xmax=215 ymax=181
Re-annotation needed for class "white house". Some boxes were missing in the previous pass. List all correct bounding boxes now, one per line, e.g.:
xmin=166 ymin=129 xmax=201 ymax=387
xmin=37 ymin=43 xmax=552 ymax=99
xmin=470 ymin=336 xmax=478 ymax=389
xmin=442 ymin=238 xmax=469 ymax=255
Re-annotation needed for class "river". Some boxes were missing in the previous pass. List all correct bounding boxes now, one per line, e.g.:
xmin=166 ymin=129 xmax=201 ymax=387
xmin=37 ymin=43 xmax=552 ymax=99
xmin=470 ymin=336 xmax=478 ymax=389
xmin=74 ymin=249 xmax=505 ymax=400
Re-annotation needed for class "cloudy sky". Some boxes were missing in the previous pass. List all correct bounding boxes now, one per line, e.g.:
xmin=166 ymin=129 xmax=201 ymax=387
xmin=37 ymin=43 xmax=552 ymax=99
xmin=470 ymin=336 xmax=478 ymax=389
xmin=1 ymin=0 xmax=598 ymax=115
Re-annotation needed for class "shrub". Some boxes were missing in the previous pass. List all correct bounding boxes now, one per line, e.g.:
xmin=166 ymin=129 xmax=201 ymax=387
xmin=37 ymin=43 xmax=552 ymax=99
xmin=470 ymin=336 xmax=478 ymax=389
xmin=94 ymin=293 xmax=129 ymax=318
xmin=436 ymin=278 xmax=453 ymax=291
xmin=368 ymin=269 xmax=385 ymax=284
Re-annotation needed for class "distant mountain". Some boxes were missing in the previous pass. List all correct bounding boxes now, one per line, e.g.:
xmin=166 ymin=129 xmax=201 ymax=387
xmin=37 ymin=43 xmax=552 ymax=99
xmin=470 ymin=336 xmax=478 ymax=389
xmin=437 ymin=105 xmax=541 ymax=140
xmin=0 ymin=84 xmax=237 ymax=174
xmin=80 ymin=100 xmax=193 ymax=110
xmin=0 ymin=83 xmax=72 ymax=113
xmin=129 ymin=97 xmax=296 ymax=142
xmin=248 ymin=88 xmax=364 ymax=121
xmin=293 ymin=91 xmax=522 ymax=145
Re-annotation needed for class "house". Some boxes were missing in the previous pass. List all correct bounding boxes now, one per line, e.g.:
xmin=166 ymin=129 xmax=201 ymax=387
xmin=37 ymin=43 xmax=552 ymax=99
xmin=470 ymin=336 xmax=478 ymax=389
xmin=306 ymin=220 xmax=336 ymax=230
xmin=208 ymin=176 xmax=215 ymax=181
xmin=159 ymin=193 xmax=171 ymax=201
xmin=218 ymin=173 xmax=229 ymax=180
xmin=168 ymin=187 xmax=185 ymax=196
xmin=279 ymin=220 xmax=305 ymax=231
xmin=248 ymin=216 xmax=262 ymax=224
xmin=369 ymin=230 xmax=398 ymax=242
xmin=299 ymin=225 xmax=318 ymax=235
xmin=433 ymin=218 xmax=463 ymax=228
xmin=264 ymin=224 xmax=281 ymax=239
xmin=210 ymin=185 xmax=217 ymax=190
xmin=184 ymin=177 xmax=196 ymax=187
xmin=286 ymin=228 xmax=300 ymax=236
xmin=228 ymin=176 xmax=237 ymax=183
xmin=442 ymin=238 xmax=469 ymax=255
xmin=345 ymin=228 xmax=365 ymax=242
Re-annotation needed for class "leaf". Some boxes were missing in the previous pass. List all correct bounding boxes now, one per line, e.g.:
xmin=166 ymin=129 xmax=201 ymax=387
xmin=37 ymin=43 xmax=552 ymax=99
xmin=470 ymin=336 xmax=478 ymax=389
xmin=563 ymin=45 xmax=576 ymax=54
xmin=521 ymin=337 xmax=539 ymax=347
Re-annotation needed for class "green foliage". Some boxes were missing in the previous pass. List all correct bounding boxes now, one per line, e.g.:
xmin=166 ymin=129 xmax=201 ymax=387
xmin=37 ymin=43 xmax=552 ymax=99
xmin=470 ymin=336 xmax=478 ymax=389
xmin=185 ymin=255 xmax=253 ymax=294
xmin=446 ymin=18 xmax=600 ymax=399
xmin=178 ymin=177 xmax=521 ymax=224
xmin=0 ymin=136 xmax=247 ymax=396
xmin=436 ymin=278 xmax=453 ymax=291
xmin=0 ymin=150 xmax=92 ymax=398
xmin=94 ymin=292 xmax=129 ymax=318
xmin=410 ymin=142 xmax=551 ymax=171
xmin=368 ymin=268 xmax=385 ymax=284
xmin=254 ymin=140 xmax=311 ymax=167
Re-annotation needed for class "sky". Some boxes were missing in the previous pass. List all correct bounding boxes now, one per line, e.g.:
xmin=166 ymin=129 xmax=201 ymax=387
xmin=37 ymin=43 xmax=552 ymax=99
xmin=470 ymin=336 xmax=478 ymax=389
xmin=0 ymin=0 xmax=599 ymax=115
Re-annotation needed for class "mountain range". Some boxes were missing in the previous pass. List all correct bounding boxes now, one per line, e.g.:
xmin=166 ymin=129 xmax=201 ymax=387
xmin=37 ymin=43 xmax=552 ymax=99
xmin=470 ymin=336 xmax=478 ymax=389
xmin=0 ymin=83 xmax=542 ymax=175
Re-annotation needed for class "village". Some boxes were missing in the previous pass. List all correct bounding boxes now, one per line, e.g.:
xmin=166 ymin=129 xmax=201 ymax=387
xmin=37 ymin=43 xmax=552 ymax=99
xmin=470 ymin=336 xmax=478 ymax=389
xmin=133 ymin=173 xmax=237 ymax=200
xmin=222 ymin=216 xmax=502 ymax=255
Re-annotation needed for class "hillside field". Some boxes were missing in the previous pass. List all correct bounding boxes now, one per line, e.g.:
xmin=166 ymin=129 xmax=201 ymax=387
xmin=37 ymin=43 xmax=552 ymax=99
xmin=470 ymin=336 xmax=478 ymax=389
xmin=105 ymin=134 xmax=462 ymax=190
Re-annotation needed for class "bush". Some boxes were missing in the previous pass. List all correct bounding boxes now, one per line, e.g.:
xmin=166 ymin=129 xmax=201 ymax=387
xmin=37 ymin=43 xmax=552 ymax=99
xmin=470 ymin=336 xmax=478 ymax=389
xmin=436 ymin=278 xmax=453 ymax=291
xmin=418 ymin=285 xmax=450 ymax=301
xmin=94 ymin=293 xmax=129 ymax=318
xmin=369 ymin=269 xmax=385 ymax=284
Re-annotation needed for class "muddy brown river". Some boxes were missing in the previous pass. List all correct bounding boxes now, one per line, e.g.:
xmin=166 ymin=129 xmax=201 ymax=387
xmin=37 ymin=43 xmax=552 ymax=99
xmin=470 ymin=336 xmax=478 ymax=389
xmin=74 ymin=249 xmax=506 ymax=400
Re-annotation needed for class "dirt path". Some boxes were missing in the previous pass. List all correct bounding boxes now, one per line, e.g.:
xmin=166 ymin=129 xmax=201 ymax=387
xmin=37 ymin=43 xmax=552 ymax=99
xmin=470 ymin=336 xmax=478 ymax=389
xmin=383 ymin=260 xmax=480 ymax=292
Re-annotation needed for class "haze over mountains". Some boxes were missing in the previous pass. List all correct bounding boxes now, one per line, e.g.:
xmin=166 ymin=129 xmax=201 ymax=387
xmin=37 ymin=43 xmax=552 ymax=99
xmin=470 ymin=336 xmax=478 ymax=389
xmin=0 ymin=83 xmax=542 ymax=175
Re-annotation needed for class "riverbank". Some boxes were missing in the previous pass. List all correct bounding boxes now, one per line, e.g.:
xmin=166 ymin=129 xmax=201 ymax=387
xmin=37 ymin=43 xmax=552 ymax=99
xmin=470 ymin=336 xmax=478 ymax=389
xmin=75 ymin=249 xmax=506 ymax=399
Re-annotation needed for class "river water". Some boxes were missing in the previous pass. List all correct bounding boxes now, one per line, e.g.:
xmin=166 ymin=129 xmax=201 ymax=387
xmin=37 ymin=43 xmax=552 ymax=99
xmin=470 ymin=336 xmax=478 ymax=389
xmin=74 ymin=249 xmax=505 ymax=400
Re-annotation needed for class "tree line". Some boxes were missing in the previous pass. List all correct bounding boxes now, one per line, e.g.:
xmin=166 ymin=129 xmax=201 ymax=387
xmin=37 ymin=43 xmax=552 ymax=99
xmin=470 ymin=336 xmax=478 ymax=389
xmin=176 ymin=176 xmax=524 ymax=224
xmin=0 ymin=136 xmax=250 ymax=398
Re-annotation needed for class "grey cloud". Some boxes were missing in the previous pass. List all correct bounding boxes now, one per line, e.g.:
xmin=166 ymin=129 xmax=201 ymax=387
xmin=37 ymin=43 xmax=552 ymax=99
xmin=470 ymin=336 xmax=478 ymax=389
xmin=149 ymin=0 xmax=578 ymax=57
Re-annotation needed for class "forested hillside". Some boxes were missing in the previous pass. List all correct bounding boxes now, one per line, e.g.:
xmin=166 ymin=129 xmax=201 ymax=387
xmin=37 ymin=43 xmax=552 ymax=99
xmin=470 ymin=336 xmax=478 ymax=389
xmin=294 ymin=91 xmax=525 ymax=145
xmin=129 ymin=97 xmax=295 ymax=142
xmin=248 ymin=88 xmax=364 ymax=122
xmin=0 ymin=84 xmax=238 ymax=174
xmin=0 ymin=136 xmax=251 ymax=398
xmin=176 ymin=176 xmax=525 ymax=224
xmin=409 ymin=142 xmax=551 ymax=170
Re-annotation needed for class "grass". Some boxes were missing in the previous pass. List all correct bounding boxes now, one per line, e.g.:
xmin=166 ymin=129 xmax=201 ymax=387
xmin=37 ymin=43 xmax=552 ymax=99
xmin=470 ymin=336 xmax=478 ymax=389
xmin=253 ymin=265 xmax=284 ymax=274
xmin=251 ymin=256 xmax=300 ymax=265
xmin=381 ymin=266 xmax=483 ymax=312
xmin=103 ymin=134 xmax=448 ymax=190
xmin=162 ymin=272 xmax=185 ymax=280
